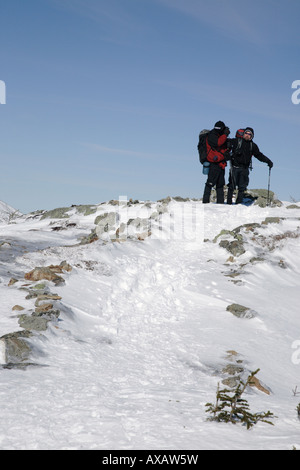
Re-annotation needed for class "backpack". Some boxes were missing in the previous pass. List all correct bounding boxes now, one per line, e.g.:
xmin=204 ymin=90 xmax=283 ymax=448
xmin=197 ymin=129 xmax=210 ymax=164
xmin=236 ymin=128 xmax=245 ymax=139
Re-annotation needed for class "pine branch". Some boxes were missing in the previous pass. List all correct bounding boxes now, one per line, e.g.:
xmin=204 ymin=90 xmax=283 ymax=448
xmin=205 ymin=369 xmax=276 ymax=429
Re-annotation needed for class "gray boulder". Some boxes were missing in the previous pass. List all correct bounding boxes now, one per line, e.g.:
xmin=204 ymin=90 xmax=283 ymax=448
xmin=0 ymin=331 xmax=32 ymax=364
xmin=226 ymin=303 xmax=256 ymax=319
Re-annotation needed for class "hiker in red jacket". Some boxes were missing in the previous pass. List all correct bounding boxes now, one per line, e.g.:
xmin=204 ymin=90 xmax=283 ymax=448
xmin=202 ymin=121 xmax=231 ymax=204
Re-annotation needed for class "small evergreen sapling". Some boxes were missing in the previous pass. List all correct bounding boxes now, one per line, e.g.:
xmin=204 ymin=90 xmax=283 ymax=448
xmin=205 ymin=369 xmax=276 ymax=429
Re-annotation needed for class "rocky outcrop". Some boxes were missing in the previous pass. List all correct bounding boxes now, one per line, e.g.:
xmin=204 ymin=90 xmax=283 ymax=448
xmin=80 ymin=198 xmax=175 ymax=244
xmin=0 ymin=261 xmax=72 ymax=367
xmin=214 ymin=217 xmax=299 ymax=263
xmin=41 ymin=207 xmax=71 ymax=220
xmin=245 ymin=189 xmax=282 ymax=208
xmin=24 ymin=261 xmax=72 ymax=285
xmin=207 ymin=188 xmax=282 ymax=207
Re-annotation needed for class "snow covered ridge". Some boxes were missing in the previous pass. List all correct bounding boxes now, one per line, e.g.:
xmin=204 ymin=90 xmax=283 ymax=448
xmin=17 ymin=190 xmax=283 ymax=244
xmin=0 ymin=194 xmax=300 ymax=449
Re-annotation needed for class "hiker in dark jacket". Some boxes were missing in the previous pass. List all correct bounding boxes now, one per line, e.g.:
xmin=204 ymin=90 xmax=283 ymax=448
xmin=227 ymin=127 xmax=273 ymax=205
xmin=202 ymin=121 xmax=231 ymax=204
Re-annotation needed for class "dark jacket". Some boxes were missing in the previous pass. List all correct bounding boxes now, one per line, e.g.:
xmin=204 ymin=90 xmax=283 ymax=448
xmin=206 ymin=129 xmax=228 ymax=170
xmin=230 ymin=138 xmax=272 ymax=168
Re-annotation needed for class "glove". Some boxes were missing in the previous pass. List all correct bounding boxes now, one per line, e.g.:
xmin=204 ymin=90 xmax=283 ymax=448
xmin=267 ymin=159 xmax=273 ymax=168
xmin=224 ymin=127 xmax=230 ymax=136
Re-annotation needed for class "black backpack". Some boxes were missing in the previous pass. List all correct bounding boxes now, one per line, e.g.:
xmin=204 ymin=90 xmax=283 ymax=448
xmin=197 ymin=129 xmax=210 ymax=164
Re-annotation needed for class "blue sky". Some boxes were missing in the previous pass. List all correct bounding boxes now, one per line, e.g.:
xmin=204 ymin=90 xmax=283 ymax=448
xmin=1 ymin=0 xmax=300 ymax=213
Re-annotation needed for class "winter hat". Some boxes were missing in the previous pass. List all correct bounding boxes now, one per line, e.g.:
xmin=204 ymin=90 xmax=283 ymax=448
xmin=214 ymin=121 xmax=225 ymax=132
xmin=244 ymin=127 xmax=254 ymax=138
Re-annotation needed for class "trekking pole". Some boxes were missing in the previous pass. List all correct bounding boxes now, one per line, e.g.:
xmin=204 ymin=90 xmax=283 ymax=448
xmin=267 ymin=167 xmax=271 ymax=206
xmin=230 ymin=160 xmax=237 ymax=201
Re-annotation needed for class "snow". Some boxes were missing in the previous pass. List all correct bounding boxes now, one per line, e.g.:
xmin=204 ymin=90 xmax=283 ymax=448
xmin=0 ymin=340 xmax=5 ymax=364
xmin=0 ymin=201 xmax=21 ymax=223
xmin=0 ymin=198 xmax=300 ymax=450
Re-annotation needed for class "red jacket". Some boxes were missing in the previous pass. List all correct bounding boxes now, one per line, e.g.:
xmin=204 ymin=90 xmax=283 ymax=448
xmin=206 ymin=130 xmax=228 ymax=169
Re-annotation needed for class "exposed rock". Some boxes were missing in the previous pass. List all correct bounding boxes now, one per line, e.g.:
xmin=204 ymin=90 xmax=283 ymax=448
xmin=34 ymin=303 xmax=54 ymax=314
xmin=246 ymin=189 xmax=282 ymax=208
xmin=94 ymin=212 xmax=118 ymax=235
xmin=18 ymin=306 xmax=60 ymax=331
xmin=18 ymin=314 xmax=50 ymax=332
xmin=213 ymin=229 xmax=235 ymax=243
xmin=126 ymin=217 xmax=151 ymax=241
xmin=206 ymin=188 xmax=282 ymax=207
xmin=127 ymin=198 xmax=140 ymax=205
xmin=75 ymin=205 xmax=97 ymax=216
xmin=278 ymin=259 xmax=288 ymax=269
xmin=221 ymin=350 xmax=271 ymax=394
xmin=172 ymin=196 xmax=191 ymax=202
xmin=54 ymin=261 xmax=72 ymax=272
xmin=51 ymin=225 xmax=65 ymax=232
xmin=226 ymin=303 xmax=256 ymax=319
xmin=214 ymin=226 xmax=249 ymax=257
xmin=25 ymin=285 xmax=50 ymax=299
xmin=31 ymin=283 xmax=47 ymax=290
xmin=34 ymin=294 xmax=62 ymax=305
xmin=137 ymin=231 xmax=151 ymax=241
xmin=219 ymin=239 xmax=246 ymax=257
xmin=12 ymin=305 xmax=25 ymax=311
xmin=127 ymin=217 xmax=149 ymax=230
xmin=157 ymin=196 xmax=172 ymax=204
xmin=250 ymin=256 xmax=265 ymax=264
xmin=262 ymin=217 xmax=282 ymax=225
xmin=24 ymin=262 xmax=71 ymax=285
xmin=0 ymin=331 xmax=32 ymax=364
xmin=232 ymin=223 xmax=260 ymax=234
xmin=41 ymin=207 xmax=71 ymax=219
xmin=222 ymin=376 xmax=241 ymax=388
xmin=226 ymin=350 xmax=240 ymax=359
xmin=80 ymin=230 xmax=99 ymax=245
xmin=24 ymin=267 xmax=65 ymax=285
xmin=222 ymin=363 xmax=244 ymax=376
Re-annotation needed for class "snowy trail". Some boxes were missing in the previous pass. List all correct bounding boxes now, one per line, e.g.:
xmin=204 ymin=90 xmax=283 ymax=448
xmin=0 ymin=202 xmax=300 ymax=449
xmin=0 ymin=240 xmax=212 ymax=449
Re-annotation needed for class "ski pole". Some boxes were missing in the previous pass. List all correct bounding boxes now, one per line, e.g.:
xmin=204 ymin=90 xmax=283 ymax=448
xmin=267 ymin=167 xmax=271 ymax=206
